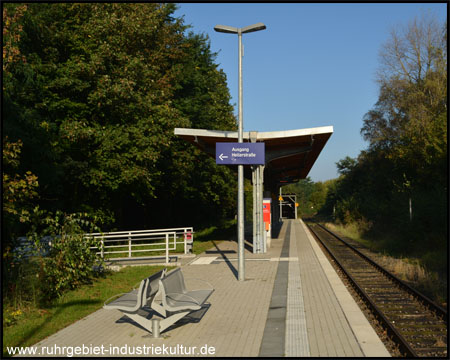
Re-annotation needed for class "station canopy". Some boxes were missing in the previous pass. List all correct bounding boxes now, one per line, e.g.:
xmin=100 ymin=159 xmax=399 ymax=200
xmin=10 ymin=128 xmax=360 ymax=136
xmin=174 ymin=126 xmax=333 ymax=193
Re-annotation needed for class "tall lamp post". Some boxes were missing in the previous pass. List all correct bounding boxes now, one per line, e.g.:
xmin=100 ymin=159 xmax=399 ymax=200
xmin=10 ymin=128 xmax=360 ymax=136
xmin=214 ymin=23 xmax=266 ymax=281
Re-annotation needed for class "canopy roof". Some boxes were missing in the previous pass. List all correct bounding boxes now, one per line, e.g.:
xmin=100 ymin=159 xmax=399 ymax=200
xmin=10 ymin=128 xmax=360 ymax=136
xmin=174 ymin=126 xmax=333 ymax=192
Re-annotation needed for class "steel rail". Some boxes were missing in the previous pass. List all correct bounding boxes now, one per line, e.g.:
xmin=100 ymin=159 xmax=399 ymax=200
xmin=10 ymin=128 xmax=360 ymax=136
xmin=316 ymin=223 xmax=448 ymax=321
xmin=307 ymin=223 xmax=418 ymax=358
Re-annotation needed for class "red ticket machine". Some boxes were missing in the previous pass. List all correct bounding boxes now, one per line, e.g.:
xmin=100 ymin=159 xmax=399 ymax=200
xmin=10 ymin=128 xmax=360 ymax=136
xmin=263 ymin=198 xmax=271 ymax=241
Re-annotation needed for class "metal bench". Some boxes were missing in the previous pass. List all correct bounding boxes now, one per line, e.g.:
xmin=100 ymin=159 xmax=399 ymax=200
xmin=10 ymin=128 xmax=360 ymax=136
xmin=103 ymin=269 xmax=166 ymax=335
xmin=156 ymin=268 xmax=214 ymax=333
xmin=104 ymin=268 xmax=214 ymax=337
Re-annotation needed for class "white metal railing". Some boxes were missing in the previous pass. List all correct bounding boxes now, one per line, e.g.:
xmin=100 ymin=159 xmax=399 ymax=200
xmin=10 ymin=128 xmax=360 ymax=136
xmin=85 ymin=227 xmax=194 ymax=264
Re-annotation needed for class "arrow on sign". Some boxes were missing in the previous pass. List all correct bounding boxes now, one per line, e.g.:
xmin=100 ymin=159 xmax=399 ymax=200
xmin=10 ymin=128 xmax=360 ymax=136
xmin=219 ymin=153 xmax=228 ymax=161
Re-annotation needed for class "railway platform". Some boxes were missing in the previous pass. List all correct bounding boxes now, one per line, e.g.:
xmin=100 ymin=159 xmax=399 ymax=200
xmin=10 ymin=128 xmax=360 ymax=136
xmin=27 ymin=219 xmax=390 ymax=357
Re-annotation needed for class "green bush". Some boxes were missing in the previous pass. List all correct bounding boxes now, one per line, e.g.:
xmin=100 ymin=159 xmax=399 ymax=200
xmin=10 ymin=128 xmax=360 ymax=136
xmin=3 ymin=208 xmax=111 ymax=309
xmin=29 ymin=211 xmax=103 ymax=303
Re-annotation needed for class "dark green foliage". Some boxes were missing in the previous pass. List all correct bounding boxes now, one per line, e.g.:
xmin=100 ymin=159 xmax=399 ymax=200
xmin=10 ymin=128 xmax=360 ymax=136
xmin=2 ymin=3 xmax=237 ymax=303
xmin=3 ymin=3 xmax=237 ymax=233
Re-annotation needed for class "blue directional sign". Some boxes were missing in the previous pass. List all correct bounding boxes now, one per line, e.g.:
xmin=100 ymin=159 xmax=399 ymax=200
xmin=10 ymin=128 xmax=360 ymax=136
xmin=216 ymin=142 xmax=265 ymax=165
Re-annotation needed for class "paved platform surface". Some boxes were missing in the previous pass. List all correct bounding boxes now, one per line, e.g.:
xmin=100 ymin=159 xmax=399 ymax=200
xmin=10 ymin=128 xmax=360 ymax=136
xmin=27 ymin=219 xmax=390 ymax=357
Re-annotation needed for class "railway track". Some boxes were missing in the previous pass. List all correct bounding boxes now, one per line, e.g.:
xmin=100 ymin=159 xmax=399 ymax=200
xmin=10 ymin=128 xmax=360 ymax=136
xmin=307 ymin=222 xmax=447 ymax=358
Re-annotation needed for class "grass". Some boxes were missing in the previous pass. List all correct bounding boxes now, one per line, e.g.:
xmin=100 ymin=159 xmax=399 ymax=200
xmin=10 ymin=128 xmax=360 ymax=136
xmin=190 ymin=220 xmax=236 ymax=255
xmin=2 ymin=265 xmax=173 ymax=356
xmin=324 ymin=221 xmax=374 ymax=249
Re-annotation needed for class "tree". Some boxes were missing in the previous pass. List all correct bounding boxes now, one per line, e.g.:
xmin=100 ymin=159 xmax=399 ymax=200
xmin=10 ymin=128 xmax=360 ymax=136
xmin=324 ymin=12 xmax=447 ymax=274
xmin=362 ymin=12 xmax=447 ymax=188
xmin=361 ymin=12 xmax=447 ymax=234
xmin=3 ymin=3 xmax=237 ymax=231
xmin=336 ymin=156 xmax=358 ymax=176
xmin=147 ymin=31 xmax=237 ymax=228
xmin=2 ymin=4 xmax=40 ymax=244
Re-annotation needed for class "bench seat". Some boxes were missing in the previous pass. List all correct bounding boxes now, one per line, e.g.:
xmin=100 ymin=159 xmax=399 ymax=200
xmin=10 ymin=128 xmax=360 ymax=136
xmin=104 ymin=281 xmax=146 ymax=313
xmin=165 ymin=289 xmax=213 ymax=312
xmin=106 ymin=289 xmax=141 ymax=308
xmin=159 ymin=268 xmax=214 ymax=315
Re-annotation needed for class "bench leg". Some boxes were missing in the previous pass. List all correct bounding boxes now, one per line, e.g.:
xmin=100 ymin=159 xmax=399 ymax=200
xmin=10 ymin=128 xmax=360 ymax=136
xmin=124 ymin=311 xmax=191 ymax=335
xmin=152 ymin=318 xmax=161 ymax=338
xmin=125 ymin=313 xmax=156 ymax=334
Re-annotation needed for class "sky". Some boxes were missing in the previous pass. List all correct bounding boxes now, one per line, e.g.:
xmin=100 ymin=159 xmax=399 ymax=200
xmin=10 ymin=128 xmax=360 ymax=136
xmin=174 ymin=2 xmax=447 ymax=182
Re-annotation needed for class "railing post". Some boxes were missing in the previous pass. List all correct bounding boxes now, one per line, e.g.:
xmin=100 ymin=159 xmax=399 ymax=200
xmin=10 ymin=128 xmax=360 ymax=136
xmin=184 ymin=229 xmax=187 ymax=254
xmin=128 ymin=232 xmax=132 ymax=258
xmin=165 ymin=233 xmax=169 ymax=264
xmin=101 ymin=238 xmax=104 ymax=259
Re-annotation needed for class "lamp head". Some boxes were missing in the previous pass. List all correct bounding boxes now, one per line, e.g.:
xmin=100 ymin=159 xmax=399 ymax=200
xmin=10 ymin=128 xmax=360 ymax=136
xmin=241 ymin=23 xmax=266 ymax=34
xmin=214 ymin=23 xmax=266 ymax=34
xmin=214 ymin=25 xmax=239 ymax=34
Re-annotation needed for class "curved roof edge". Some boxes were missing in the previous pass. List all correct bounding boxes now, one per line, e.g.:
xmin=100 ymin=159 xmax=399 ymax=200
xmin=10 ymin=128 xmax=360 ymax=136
xmin=174 ymin=126 xmax=334 ymax=140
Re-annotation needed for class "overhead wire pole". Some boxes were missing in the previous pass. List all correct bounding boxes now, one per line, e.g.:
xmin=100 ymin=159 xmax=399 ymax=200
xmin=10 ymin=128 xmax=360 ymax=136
xmin=214 ymin=23 xmax=266 ymax=281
